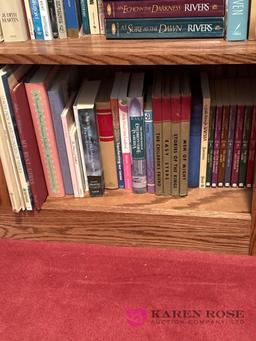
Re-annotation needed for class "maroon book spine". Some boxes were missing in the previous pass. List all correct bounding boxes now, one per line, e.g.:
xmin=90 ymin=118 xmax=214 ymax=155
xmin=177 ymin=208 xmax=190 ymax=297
xmin=231 ymin=105 xmax=245 ymax=187
xmin=211 ymin=105 xmax=222 ymax=187
xmin=246 ymin=106 xmax=256 ymax=187
xmin=104 ymin=0 xmax=225 ymax=18
xmin=11 ymin=82 xmax=48 ymax=210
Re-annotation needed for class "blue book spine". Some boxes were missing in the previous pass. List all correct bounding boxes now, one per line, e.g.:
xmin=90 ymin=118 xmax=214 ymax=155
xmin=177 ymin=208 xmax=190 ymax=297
xmin=105 ymin=17 xmax=224 ymax=39
xmin=80 ymin=0 xmax=90 ymax=34
xmin=144 ymin=108 xmax=155 ymax=193
xmin=63 ymin=0 xmax=81 ymax=37
xmin=48 ymin=89 xmax=74 ymax=195
xmin=224 ymin=105 xmax=236 ymax=186
xmin=188 ymin=95 xmax=202 ymax=188
xmin=226 ymin=0 xmax=249 ymax=41
xmin=30 ymin=0 xmax=45 ymax=40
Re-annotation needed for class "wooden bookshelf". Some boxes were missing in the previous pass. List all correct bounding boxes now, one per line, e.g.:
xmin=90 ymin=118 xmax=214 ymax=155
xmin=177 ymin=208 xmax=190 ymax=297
xmin=0 ymin=38 xmax=256 ymax=256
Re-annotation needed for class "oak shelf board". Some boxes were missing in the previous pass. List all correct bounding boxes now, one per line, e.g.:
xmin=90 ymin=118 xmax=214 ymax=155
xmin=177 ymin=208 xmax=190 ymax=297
xmin=0 ymin=37 xmax=256 ymax=65
xmin=43 ymin=187 xmax=252 ymax=221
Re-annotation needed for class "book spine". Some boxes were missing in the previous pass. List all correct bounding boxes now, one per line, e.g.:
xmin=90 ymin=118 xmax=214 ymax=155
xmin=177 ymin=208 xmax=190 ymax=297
xmin=97 ymin=0 xmax=105 ymax=34
xmin=63 ymin=0 xmax=81 ymax=38
xmin=153 ymin=95 xmax=163 ymax=195
xmin=0 ymin=74 xmax=33 ymax=210
xmin=238 ymin=106 xmax=252 ymax=187
xmin=104 ymin=0 xmax=225 ymax=19
xmin=25 ymin=84 xmax=65 ymax=197
xmin=206 ymin=105 xmax=216 ymax=187
xmin=105 ymin=17 xmax=224 ymax=39
xmin=248 ymin=0 xmax=256 ymax=40
xmin=144 ymin=108 xmax=155 ymax=193
xmin=80 ymin=0 xmax=90 ymax=34
xmin=38 ymin=0 xmax=53 ymax=40
xmin=231 ymin=105 xmax=244 ymax=187
xmin=129 ymin=96 xmax=147 ymax=194
xmin=0 ymin=23 xmax=3 ymax=41
xmin=96 ymin=107 xmax=118 ymax=189
xmin=30 ymin=0 xmax=45 ymax=39
xmin=24 ymin=0 xmax=36 ymax=39
xmin=171 ymin=96 xmax=180 ymax=196
xmin=11 ymin=83 xmax=48 ymax=210
xmin=246 ymin=106 xmax=256 ymax=187
xmin=87 ymin=0 xmax=100 ymax=34
xmin=199 ymin=94 xmax=210 ymax=188
xmin=54 ymin=0 xmax=67 ymax=38
xmin=211 ymin=105 xmax=222 ymax=187
xmin=226 ymin=0 xmax=249 ymax=41
xmin=224 ymin=105 xmax=236 ymax=187
xmin=162 ymin=91 xmax=171 ymax=195
xmin=119 ymin=98 xmax=132 ymax=190
xmin=217 ymin=105 xmax=229 ymax=187
xmin=111 ymin=97 xmax=125 ymax=189
xmin=47 ymin=0 xmax=59 ymax=38
xmin=78 ymin=108 xmax=104 ymax=197
xmin=48 ymin=90 xmax=74 ymax=195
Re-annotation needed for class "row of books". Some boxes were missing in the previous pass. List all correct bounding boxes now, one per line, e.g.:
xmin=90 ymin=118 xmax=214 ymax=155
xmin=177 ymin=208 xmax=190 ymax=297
xmin=0 ymin=0 xmax=255 ymax=41
xmin=0 ymin=65 xmax=255 ymax=213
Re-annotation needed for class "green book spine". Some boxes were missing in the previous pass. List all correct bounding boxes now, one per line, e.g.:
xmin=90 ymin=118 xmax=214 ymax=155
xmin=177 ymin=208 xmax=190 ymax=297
xmin=238 ymin=106 xmax=252 ymax=187
xmin=206 ymin=105 xmax=216 ymax=187
xmin=106 ymin=17 xmax=224 ymax=39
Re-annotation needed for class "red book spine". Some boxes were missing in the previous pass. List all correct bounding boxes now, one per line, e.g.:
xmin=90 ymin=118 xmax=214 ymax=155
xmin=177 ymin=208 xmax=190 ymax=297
xmin=11 ymin=82 xmax=48 ymax=209
xmin=104 ymin=0 xmax=225 ymax=18
xmin=231 ymin=105 xmax=245 ymax=187
xmin=246 ymin=106 xmax=256 ymax=187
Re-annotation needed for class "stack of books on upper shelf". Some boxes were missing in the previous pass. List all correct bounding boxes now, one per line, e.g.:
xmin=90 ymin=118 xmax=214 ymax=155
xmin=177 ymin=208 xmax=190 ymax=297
xmin=0 ymin=0 xmax=255 ymax=42
xmin=0 ymin=65 xmax=255 ymax=212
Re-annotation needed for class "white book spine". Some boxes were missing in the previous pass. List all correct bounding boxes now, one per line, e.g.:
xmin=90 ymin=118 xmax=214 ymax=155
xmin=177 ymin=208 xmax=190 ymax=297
xmin=97 ymin=0 xmax=105 ymax=34
xmin=87 ymin=0 xmax=100 ymax=34
xmin=0 ymin=72 xmax=32 ymax=210
xmin=24 ymin=0 xmax=36 ymax=39
xmin=38 ymin=0 xmax=53 ymax=40
xmin=54 ymin=0 xmax=67 ymax=39
xmin=73 ymin=104 xmax=89 ymax=191
xmin=0 ymin=106 xmax=24 ymax=212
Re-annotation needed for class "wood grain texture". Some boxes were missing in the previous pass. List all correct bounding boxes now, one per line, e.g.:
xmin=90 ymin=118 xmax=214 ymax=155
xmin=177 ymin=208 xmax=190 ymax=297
xmin=0 ymin=37 xmax=256 ymax=65
xmin=0 ymin=207 xmax=250 ymax=255
xmin=0 ymin=160 xmax=10 ymax=208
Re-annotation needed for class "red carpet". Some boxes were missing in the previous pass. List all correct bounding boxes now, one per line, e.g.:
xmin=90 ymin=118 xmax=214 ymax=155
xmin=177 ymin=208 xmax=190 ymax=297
xmin=0 ymin=240 xmax=256 ymax=341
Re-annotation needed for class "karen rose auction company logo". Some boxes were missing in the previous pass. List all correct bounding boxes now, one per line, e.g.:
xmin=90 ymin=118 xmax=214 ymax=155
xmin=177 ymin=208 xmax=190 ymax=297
xmin=126 ymin=309 xmax=245 ymax=327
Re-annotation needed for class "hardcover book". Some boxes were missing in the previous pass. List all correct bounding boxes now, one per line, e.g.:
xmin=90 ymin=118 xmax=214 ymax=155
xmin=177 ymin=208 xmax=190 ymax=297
xmin=248 ymin=0 xmax=256 ymax=40
xmin=226 ymin=0 xmax=249 ymax=41
xmin=104 ymin=0 xmax=225 ymax=18
xmin=246 ymin=82 xmax=256 ymax=187
xmin=25 ymin=66 xmax=65 ymax=197
xmin=128 ymin=72 xmax=147 ymax=194
xmin=105 ymin=17 xmax=224 ymax=39
xmin=63 ymin=0 xmax=81 ymax=38
xmin=0 ymin=0 xmax=29 ymax=42
xmin=96 ymin=79 xmax=118 ymax=190
xmin=38 ymin=0 xmax=53 ymax=40
xmin=30 ymin=0 xmax=44 ymax=39
xmin=54 ymin=0 xmax=67 ymax=38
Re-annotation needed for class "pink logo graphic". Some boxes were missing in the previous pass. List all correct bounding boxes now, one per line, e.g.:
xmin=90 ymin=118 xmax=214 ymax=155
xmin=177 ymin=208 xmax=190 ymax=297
xmin=127 ymin=308 xmax=147 ymax=327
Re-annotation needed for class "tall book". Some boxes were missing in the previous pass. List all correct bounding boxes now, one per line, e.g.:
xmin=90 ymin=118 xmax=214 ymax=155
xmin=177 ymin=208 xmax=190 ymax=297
xmin=63 ymin=0 xmax=81 ymax=38
xmin=226 ymin=0 xmax=249 ymax=41
xmin=54 ymin=0 xmax=67 ymax=39
xmin=246 ymin=80 xmax=256 ymax=187
xmin=30 ymin=0 xmax=45 ymax=39
xmin=87 ymin=0 xmax=100 ymax=34
xmin=162 ymin=74 xmax=171 ymax=195
xmin=153 ymin=72 xmax=163 ymax=195
xmin=97 ymin=0 xmax=105 ymax=34
xmin=180 ymin=74 xmax=191 ymax=196
xmin=25 ymin=66 xmax=65 ymax=197
xmin=199 ymin=72 xmax=211 ymax=189
xmin=188 ymin=76 xmax=202 ymax=188
xmin=48 ymin=69 xmax=74 ymax=195
xmin=0 ymin=66 xmax=33 ymax=211
xmin=47 ymin=0 xmax=59 ymax=38
xmin=24 ymin=0 xmax=36 ymax=39
xmin=0 ymin=159 xmax=10 ymax=208
xmin=118 ymin=73 xmax=132 ymax=190
xmin=128 ymin=72 xmax=147 ymax=194
xmin=248 ymin=0 xmax=256 ymax=40
xmin=0 ymin=0 xmax=29 ymax=42
xmin=76 ymin=80 xmax=104 ymax=197
xmin=170 ymin=74 xmax=181 ymax=196
xmin=61 ymin=93 xmax=85 ymax=197
xmin=111 ymin=73 xmax=125 ymax=189
xmin=144 ymin=85 xmax=155 ymax=194
xmin=96 ymin=79 xmax=118 ymax=190
xmin=11 ymin=67 xmax=48 ymax=210
xmin=80 ymin=0 xmax=90 ymax=34
xmin=206 ymin=80 xmax=216 ymax=187
xmin=38 ymin=0 xmax=54 ymax=40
